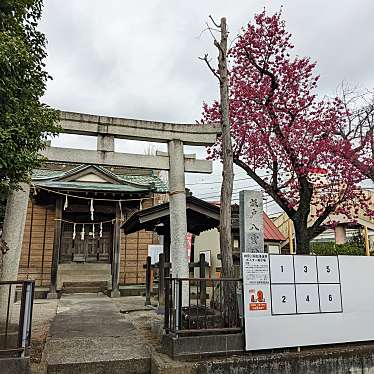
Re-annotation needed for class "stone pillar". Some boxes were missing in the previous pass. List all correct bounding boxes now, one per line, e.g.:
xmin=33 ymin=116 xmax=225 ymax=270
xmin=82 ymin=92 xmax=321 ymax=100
xmin=335 ymin=224 xmax=347 ymax=245
xmin=48 ymin=197 xmax=63 ymax=299
xmin=97 ymin=134 xmax=115 ymax=152
xmin=168 ymin=140 xmax=189 ymax=305
xmin=239 ymin=190 xmax=264 ymax=253
xmin=111 ymin=206 xmax=121 ymax=298
xmin=0 ymin=184 xmax=30 ymax=322
xmin=167 ymin=140 xmax=188 ymax=278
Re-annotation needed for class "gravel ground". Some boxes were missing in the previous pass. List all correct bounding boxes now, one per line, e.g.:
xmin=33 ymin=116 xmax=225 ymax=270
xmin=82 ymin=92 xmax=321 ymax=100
xmin=30 ymin=299 xmax=58 ymax=374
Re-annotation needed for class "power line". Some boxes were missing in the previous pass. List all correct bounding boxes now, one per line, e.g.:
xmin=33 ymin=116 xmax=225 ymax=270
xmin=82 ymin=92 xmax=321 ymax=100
xmin=185 ymin=170 xmax=273 ymax=186
xmin=194 ymin=184 xmax=260 ymax=197
xmin=186 ymin=176 xmax=255 ymax=186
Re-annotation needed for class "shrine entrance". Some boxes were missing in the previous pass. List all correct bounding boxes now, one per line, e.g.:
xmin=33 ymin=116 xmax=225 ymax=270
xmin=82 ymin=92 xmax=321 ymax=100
xmin=60 ymin=221 xmax=113 ymax=264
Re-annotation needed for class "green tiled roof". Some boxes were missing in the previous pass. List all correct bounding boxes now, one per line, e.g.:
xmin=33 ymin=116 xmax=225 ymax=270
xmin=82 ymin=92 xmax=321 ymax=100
xmin=32 ymin=165 xmax=168 ymax=193
xmin=32 ymin=169 xmax=65 ymax=180
xmin=36 ymin=180 xmax=150 ymax=193
xmin=118 ymin=175 xmax=168 ymax=193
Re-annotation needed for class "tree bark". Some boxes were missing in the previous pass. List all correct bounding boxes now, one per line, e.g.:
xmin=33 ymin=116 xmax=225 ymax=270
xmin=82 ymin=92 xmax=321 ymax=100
xmin=216 ymin=17 xmax=238 ymax=326
xmin=294 ymin=221 xmax=310 ymax=255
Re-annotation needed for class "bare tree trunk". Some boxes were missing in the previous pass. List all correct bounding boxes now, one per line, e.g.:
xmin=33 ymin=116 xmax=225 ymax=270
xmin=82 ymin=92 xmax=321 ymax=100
xmin=216 ymin=17 xmax=238 ymax=326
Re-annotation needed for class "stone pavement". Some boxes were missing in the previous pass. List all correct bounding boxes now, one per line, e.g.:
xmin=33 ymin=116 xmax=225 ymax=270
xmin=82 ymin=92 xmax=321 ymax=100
xmin=43 ymin=294 xmax=162 ymax=374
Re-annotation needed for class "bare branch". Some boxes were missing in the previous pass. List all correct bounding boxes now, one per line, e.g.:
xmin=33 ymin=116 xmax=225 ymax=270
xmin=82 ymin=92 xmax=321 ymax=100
xmin=209 ymin=15 xmax=221 ymax=28
xmin=199 ymin=54 xmax=221 ymax=81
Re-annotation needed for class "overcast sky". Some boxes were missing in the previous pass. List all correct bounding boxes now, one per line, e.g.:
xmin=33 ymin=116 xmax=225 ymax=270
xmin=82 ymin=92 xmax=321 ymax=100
xmin=40 ymin=1 xmax=374 ymax=214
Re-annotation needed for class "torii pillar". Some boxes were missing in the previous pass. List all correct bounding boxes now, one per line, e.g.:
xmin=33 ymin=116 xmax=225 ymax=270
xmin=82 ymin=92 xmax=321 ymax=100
xmin=168 ymin=140 xmax=189 ymax=279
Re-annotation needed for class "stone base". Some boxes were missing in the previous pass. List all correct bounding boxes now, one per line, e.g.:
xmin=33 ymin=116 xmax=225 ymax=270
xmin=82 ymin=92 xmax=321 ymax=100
xmin=161 ymin=332 xmax=244 ymax=359
xmin=119 ymin=285 xmax=146 ymax=297
xmin=46 ymin=292 xmax=59 ymax=300
xmin=110 ymin=289 xmax=121 ymax=298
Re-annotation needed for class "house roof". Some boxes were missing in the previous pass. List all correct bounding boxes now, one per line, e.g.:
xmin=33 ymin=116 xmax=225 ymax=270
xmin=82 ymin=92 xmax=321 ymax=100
xmin=212 ymin=202 xmax=286 ymax=242
xmin=32 ymin=164 xmax=168 ymax=193
xmin=263 ymin=213 xmax=286 ymax=241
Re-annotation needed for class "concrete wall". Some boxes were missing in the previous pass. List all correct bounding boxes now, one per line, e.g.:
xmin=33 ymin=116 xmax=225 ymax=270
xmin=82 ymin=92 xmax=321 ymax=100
xmin=196 ymin=344 xmax=374 ymax=374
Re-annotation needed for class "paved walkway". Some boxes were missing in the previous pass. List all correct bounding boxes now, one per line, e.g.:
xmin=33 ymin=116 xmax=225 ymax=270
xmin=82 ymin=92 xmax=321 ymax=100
xmin=43 ymin=294 xmax=162 ymax=374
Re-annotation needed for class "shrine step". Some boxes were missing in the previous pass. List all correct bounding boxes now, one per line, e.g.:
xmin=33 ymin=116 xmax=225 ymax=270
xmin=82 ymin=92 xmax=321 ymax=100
xmin=62 ymin=281 xmax=107 ymax=294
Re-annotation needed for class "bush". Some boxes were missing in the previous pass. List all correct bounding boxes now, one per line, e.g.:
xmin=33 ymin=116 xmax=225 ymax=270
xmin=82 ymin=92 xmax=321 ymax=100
xmin=311 ymin=242 xmax=364 ymax=256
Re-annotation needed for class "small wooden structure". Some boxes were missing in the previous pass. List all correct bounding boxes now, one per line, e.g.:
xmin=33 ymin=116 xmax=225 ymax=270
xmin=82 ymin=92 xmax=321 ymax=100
xmin=122 ymin=195 xmax=221 ymax=265
xmin=18 ymin=163 xmax=167 ymax=296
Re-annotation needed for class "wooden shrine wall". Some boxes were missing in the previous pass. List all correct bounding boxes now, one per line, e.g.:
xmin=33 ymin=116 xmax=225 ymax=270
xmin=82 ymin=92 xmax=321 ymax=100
xmin=18 ymin=200 xmax=55 ymax=287
xmin=18 ymin=197 xmax=159 ymax=287
xmin=120 ymin=198 xmax=158 ymax=285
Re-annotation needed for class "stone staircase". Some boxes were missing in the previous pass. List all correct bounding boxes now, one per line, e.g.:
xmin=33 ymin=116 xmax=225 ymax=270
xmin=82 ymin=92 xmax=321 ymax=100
xmin=57 ymin=263 xmax=112 ymax=293
xmin=62 ymin=281 xmax=108 ymax=294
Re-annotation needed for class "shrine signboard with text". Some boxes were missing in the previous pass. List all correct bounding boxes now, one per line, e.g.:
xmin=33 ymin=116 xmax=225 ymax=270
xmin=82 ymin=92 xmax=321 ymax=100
xmin=239 ymin=190 xmax=264 ymax=253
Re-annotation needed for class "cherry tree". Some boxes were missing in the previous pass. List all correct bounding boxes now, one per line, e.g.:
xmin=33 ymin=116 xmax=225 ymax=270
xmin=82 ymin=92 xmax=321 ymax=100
xmin=202 ymin=10 xmax=371 ymax=254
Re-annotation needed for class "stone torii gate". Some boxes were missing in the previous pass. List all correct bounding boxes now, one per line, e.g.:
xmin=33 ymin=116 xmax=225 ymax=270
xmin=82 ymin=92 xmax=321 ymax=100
xmin=2 ymin=111 xmax=220 ymax=297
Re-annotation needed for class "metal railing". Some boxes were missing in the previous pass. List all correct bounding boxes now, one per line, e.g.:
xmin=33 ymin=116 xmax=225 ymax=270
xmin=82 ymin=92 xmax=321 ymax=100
xmin=0 ymin=280 xmax=35 ymax=357
xmin=165 ymin=277 xmax=242 ymax=335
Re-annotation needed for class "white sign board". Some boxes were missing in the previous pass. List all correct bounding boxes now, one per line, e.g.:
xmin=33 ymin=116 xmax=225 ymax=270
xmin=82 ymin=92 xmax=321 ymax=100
xmin=243 ymin=253 xmax=374 ymax=350
xmin=200 ymin=250 xmax=211 ymax=266
xmin=148 ymin=244 xmax=163 ymax=265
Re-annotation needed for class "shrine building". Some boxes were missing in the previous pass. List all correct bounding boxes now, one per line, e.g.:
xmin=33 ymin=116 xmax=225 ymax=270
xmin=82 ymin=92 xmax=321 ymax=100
xmin=17 ymin=162 xmax=167 ymax=296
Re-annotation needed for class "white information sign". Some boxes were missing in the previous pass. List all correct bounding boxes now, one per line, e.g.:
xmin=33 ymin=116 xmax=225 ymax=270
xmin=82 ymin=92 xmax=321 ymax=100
xmin=148 ymin=244 xmax=163 ymax=265
xmin=243 ymin=254 xmax=374 ymax=350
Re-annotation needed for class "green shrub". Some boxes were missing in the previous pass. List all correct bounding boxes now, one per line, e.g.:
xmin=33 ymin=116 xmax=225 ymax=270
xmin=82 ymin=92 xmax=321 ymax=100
xmin=311 ymin=242 xmax=364 ymax=256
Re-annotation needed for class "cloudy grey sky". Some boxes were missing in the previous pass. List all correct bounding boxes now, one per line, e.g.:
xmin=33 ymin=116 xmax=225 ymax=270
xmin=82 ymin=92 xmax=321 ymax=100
xmin=40 ymin=0 xmax=374 ymax=214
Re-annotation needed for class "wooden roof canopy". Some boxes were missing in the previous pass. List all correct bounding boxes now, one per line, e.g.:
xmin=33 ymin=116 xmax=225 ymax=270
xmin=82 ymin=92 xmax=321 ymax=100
xmin=122 ymin=195 xmax=221 ymax=236
xmin=122 ymin=196 xmax=286 ymax=242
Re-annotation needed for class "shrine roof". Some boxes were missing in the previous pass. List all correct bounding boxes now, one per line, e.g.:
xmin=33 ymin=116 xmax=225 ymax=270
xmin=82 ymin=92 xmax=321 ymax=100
xmin=122 ymin=195 xmax=221 ymax=235
xmin=34 ymin=180 xmax=151 ymax=193
xmin=32 ymin=164 xmax=168 ymax=193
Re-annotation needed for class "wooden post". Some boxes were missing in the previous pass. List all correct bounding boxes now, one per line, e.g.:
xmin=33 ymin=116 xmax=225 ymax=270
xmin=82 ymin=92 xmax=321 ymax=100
xmin=145 ymin=256 xmax=151 ymax=306
xmin=288 ymin=220 xmax=294 ymax=254
xmin=364 ymin=226 xmax=370 ymax=256
xmin=48 ymin=197 xmax=63 ymax=298
xmin=199 ymin=253 xmax=206 ymax=306
xmin=158 ymin=253 xmax=165 ymax=313
xmin=164 ymin=230 xmax=171 ymax=278
xmin=111 ymin=205 xmax=122 ymax=297
xmin=150 ymin=267 xmax=154 ymax=293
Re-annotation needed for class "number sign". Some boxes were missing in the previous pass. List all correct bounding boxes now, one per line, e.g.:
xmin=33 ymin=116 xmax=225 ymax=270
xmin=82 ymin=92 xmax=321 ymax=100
xmin=242 ymin=254 xmax=374 ymax=351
